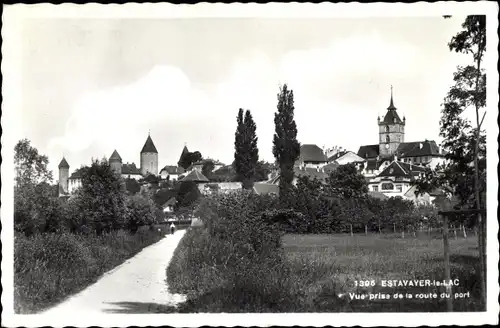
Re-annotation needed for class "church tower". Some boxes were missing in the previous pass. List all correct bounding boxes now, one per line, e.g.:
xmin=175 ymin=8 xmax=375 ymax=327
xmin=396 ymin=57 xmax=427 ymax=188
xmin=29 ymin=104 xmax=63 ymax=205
xmin=140 ymin=132 xmax=158 ymax=176
xmin=378 ymin=86 xmax=405 ymax=158
xmin=58 ymin=157 xmax=70 ymax=194
xmin=109 ymin=150 xmax=123 ymax=176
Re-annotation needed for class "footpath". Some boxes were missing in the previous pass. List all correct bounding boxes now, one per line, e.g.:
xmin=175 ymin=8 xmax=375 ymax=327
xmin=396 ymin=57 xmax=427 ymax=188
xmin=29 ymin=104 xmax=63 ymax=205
xmin=39 ymin=230 xmax=186 ymax=317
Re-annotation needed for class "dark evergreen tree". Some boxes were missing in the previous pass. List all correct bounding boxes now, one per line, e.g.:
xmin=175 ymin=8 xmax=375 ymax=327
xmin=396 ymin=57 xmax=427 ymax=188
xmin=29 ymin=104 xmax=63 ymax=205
xmin=234 ymin=109 xmax=260 ymax=189
xmin=234 ymin=108 xmax=245 ymax=184
xmin=272 ymin=84 xmax=300 ymax=203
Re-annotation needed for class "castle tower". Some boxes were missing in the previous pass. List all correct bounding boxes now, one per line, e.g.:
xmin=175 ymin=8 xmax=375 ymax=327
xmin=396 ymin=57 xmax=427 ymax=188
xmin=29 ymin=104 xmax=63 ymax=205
xmin=379 ymin=86 xmax=405 ymax=158
xmin=58 ymin=157 xmax=70 ymax=194
xmin=109 ymin=150 xmax=123 ymax=176
xmin=140 ymin=132 xmax=158 ymax=176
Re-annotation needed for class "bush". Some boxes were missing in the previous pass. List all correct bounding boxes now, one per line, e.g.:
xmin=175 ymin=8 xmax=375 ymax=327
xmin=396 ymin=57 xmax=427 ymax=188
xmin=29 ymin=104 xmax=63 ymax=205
xmin=167 ymin=191 xmax=300 ymax=312
xmin=14 ymin=228 xmax=164 ymax=314
xmin=124 ymin=195 xmax=159 ymax=233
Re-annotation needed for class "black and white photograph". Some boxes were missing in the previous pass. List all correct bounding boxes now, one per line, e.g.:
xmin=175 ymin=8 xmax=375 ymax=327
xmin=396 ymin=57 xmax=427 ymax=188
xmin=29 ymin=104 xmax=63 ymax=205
xmin=1 ymin=2 xmax=499 ymax=327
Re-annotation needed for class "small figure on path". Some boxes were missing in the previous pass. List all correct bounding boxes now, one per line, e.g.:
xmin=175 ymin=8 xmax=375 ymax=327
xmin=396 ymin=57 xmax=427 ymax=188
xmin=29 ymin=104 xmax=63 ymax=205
xmin=170 ymin=222 xmax=176 ymax=235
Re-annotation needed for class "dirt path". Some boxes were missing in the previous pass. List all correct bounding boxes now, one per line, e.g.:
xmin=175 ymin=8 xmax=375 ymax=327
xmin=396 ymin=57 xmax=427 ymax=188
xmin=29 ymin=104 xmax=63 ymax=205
xmin=40 ymin=230 xmax=186 ymax=316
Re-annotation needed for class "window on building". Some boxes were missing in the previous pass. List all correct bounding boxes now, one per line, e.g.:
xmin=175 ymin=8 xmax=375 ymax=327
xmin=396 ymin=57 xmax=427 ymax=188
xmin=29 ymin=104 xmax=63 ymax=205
xmin=385 ymin=126 xmax=389 ymax=133
xmin=381 ymin=183 xmax=394 ymax=190
xmin=396 ymin=185 xmax=402 ymax=192
xmin=386 ymin=135 xmax=390 ymax=143
xmin=373 ymin=185 xmax=379 ymax=192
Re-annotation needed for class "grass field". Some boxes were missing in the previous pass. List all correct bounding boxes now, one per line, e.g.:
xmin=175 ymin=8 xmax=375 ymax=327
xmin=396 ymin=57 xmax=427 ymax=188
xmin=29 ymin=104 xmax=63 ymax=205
xmin=283 ymin=233 xmax=483 ymax=312
xmin=167 ymin=229 xmax=483 ymax=312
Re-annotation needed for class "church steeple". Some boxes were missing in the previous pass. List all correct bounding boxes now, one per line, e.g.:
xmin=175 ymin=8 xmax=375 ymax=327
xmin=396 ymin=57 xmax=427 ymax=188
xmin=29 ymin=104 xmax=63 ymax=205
xmin=378 ymin=85 xmax=405 ymax=158
xmin=387 ymin=85 xmax=396 ymax=110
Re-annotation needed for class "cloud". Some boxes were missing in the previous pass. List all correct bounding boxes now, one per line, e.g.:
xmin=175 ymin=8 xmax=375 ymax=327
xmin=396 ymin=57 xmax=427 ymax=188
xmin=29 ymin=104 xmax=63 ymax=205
xmin=49 ymin=65 xmax=193 ymax=158
xmin=47 ymin=30 xmax=453 ymax=175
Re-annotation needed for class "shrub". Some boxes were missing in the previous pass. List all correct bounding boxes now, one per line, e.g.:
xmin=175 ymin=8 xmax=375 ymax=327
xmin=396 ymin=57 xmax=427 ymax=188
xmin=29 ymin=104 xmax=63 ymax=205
xmin=124 ymin=195 xmax=159 ymax=233
xmin=14 ymin=228 xmax=164 ymax=314
xmin=168 ymin=191 xmax=300 ymax=312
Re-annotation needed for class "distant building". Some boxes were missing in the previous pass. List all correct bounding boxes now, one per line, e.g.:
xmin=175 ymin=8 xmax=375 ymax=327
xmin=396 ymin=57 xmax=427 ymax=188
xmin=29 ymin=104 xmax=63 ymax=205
xmin=58 ymin=157 xmax=70 ymax=196
xmin=327 ymin=150 xmax=365 ymax=166
xmin=58 ymin=133 xmax=160 ymax=196
xmin=296 ymin=144 xmax=328 ymax=169
xmin=357 ymin=88 xmax=446 ymax=172
xmin=140 ymin=134 xmax=159 ymax=176
xmin=253 ymin=183 xmax=279 ymax=196
xmin=159 ymin=165 xmax=185 ymax=181
xmin=68 ymin=168 xmax=84 ymax=194
xmin=367 ymin=160 xmax=426 ymax=198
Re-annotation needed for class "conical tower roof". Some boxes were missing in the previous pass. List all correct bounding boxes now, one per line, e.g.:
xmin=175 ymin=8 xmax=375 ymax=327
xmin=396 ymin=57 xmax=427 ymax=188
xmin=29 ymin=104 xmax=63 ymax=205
xmin=178 ymin=144 xmax=189 ymax=164
xmin=58 ymin=157 xmax=70 ymax=169
xmin=141 ymin=134 xmax=158 ymax=154
xmin=109 ymin=150 xmax=122 ymax=162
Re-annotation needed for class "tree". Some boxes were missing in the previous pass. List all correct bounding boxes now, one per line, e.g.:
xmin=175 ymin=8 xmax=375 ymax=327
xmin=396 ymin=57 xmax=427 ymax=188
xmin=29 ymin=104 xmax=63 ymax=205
xmin=325 ymin=163 xmax=368 ymax=199
xmin=413 ymin=16 xmax=486 ymax=208
xmin=14 ymin=139 xmax=53 ymax=187
xmin=202 ymin=160 xmax=215 ymax=179
xmin=234 ymin=109 xmax=260 ymax=189
xmin=73 ymin=158 xmax=127 ymax=234
xmin=124 ymin=195 xmax=158 ymax=234
xmin=411 ymin=16 xmax=487 ymax=303
xmin=125 ymin=178 xmax=141 ymax=195
xmin=272 ymin=84 xmax=301 ymax=203
xmin=176 ymin=181 xmax=202 ymax=209
xmin=255 ymin=161 xmax=273 ymax=182
xmin=178 ymin=151 xmax=203 ymax=170
xmin=14 ymin=139 xmax=59 ymax=235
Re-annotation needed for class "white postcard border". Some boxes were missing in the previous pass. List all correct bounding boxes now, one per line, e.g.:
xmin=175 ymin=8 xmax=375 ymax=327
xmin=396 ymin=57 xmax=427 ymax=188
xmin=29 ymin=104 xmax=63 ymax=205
xmin=2 ymin=2 xmax=499 ymax=327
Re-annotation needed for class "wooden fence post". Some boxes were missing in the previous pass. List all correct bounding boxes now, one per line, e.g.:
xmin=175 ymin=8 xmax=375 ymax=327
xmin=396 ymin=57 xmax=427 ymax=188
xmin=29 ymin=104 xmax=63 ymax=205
xmin=442 ymin=213 xmax=453 ymax=312
xmin=477 ymin=212 xmax=486 ymax=309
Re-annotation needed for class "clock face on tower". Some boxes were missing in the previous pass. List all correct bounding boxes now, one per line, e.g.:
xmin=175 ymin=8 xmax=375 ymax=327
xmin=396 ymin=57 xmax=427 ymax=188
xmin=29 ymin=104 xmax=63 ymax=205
xmin=385 ymin=144 xmax=390 ymax=149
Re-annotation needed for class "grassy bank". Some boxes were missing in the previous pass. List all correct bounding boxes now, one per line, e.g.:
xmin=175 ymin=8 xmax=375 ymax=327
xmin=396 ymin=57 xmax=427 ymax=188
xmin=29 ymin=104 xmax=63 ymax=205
xmin=167 ymin=230 xmax=482 ymax=312
xmin=14 ymin=226 xmax=165 ymax=314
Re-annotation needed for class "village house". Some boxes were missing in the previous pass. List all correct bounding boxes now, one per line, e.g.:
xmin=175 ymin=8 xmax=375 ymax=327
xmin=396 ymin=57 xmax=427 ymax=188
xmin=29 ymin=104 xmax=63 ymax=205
xmin=296 ymin=144 xmax=328 ymax=169
xmin=159 ymin=165 xmax=185 ymax=181
xmin=367 ymin=160 xmax=426 ymax=197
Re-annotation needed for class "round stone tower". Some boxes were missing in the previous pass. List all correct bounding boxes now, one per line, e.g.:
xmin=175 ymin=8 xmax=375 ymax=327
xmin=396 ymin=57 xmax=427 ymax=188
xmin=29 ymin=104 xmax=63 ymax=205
xmin=109 ymin=150 xmax=123 ymax=176
xmin=140 ymin=133 xmax=158 ymax=176
xmin=58 ymin=157 xmax=70 ymax=194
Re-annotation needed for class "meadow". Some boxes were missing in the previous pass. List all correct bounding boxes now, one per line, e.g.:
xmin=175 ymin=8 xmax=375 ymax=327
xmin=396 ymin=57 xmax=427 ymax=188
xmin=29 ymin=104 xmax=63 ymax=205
xmin=167 ymin=228 xmax=483 ymax=312
xmin=282 ymin=232 xmax=482 ymax=312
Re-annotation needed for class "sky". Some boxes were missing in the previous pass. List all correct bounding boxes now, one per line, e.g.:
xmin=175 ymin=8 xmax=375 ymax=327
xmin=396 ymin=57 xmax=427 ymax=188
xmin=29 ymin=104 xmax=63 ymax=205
xmin=18 ymin=16 xmax=473 ymax=177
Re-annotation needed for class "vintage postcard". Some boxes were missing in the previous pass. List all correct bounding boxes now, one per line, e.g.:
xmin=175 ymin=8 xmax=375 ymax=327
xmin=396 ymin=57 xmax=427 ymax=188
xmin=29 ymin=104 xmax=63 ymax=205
xmin=1 ymin=2 xmax=499 ymax=327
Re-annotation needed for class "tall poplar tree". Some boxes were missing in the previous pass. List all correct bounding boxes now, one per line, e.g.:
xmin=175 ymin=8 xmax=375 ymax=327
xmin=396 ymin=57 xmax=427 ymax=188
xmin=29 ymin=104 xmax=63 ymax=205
xmin=272 ymin=84 xmax=300 ymax=203
xmin=234 ymin=108 xmax=245 ymax=184
xmin=242 ymin=110 xmax=259 ymax=189
xmin=234 ymin=108 xmax=259 ymax=189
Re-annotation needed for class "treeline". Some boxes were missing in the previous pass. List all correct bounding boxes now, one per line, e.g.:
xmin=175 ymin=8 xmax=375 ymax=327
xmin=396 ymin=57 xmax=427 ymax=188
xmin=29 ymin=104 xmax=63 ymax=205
xmin=15 ymin=155 xmax=162 ymax=236
xmin=13 ymin=139 xmax=165 ymax=313
xmin=269 ymin=163 xmax=445 ymax=236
